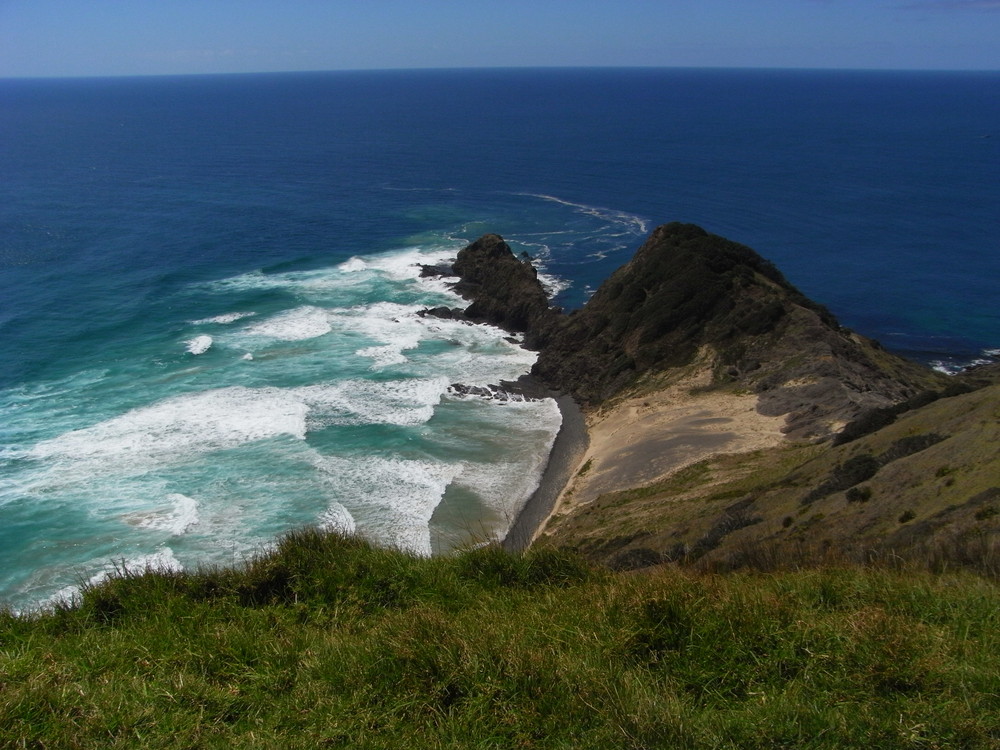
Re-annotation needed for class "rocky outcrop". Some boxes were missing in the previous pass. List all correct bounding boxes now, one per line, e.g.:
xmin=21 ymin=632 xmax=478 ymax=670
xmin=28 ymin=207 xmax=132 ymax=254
xmin=451 ymin=224 xmax=947 ymax=441
xmin=450 ymin=234 xmax=559 ymax=340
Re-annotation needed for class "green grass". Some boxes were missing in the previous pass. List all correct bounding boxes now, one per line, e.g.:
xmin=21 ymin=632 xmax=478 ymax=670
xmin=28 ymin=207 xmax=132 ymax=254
xmin=2 ymin=529 xmax=1000 ymax=748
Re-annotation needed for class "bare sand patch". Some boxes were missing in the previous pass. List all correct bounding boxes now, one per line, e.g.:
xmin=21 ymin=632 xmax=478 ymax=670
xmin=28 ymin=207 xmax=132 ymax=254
xmin=537 ymin=367 xmax=787 ymax=539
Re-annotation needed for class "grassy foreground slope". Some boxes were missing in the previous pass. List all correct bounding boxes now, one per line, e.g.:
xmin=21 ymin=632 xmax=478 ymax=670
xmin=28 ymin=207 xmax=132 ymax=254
xmin=2 ymin=529 xmax=1000 ymax=749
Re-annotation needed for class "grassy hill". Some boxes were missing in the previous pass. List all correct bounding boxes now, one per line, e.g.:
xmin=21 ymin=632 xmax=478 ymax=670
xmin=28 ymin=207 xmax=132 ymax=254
xmin=540 ymin=379 xmax=1000 ymax=576
xmin=2 ymin=530 xmax=1000 ymax=748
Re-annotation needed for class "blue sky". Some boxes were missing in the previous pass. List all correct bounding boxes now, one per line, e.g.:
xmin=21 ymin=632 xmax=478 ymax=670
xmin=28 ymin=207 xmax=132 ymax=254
xmin=1 ymin=0 xmax=998 ymax=78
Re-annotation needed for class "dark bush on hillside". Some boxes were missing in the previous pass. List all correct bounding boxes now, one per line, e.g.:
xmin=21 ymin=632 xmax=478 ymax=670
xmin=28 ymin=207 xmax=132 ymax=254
xmin=835 ymin=383 xmax=977 ymax=447
xmin=941 ymin=381 xmax=976 ymax=398
xmin=833 ymin=407 xmax=898 ymax=445
xmin=900 ymin=390 xmax=942 ymax=411
xmin=879 ymin=433 xmax=947 ymax=464
xmin=846 ymin=486 xmax=873 ymax=503
xmin=803 ymin=454 xmax=881 ymax=504
xmin=608 ymin=547 xmax=667 ymax=571
xmin=688 ymin=506 xmax=763 ymax=560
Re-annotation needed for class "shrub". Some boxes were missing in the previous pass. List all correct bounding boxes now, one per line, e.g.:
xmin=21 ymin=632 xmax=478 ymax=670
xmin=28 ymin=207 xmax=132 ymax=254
xmin=846 ymin=486 xmax=873 ymax=503
xmin=975 ymin=506 xmax=998 ymax=521
xmin=879 ymin=433 xmax=946 ymax=464
xmin=803 ymin=454 xmax=881 ymax=504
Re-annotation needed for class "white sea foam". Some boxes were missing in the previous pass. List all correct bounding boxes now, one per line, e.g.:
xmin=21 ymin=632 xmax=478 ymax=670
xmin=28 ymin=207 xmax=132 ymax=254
xmin=293 ymin=377 xmax=447 ymax=428
xmin=202 ymin=268 xmax=346 ymax=295
xmin=135 ymin=494 xmax=200 ymax=536
xmin=185 ymin=334 xmax=213 ymax=355
xmin=22 ymin=378 xmax=450 ymax=491
xmin=519 ymin=192 xmax=650 ymax=235
xmin=931 ymin=362 xmax=953 ymax=375
xmin=28 ymin=386 xmax=310 ymax=471
xmin=318 ymin=502 xmax=357 ymax=535
xmin=931 ymin=348 xmax=1000 ymax=375
xmin=416 ymin=320 xmax=539 ymax=384
xmin=333 ymin=301 xmax=427 ymax=368
xmin=338 ymin=256 xmax=369 ymax=273
xmin=353 ymin=246 xmax=456 ymax=281
xmin=355 ymin=343 xmax=412 ymax=368
xmin=203 ymin=246 xmax=459 ymax=298
xmin=536 ymin=270 xmax=572 ymax=298
xmin=191 ymin=311 xmax=257 ymax=325
xmin=313 ymin=455 xmax=461 ymax=555
xmin=241 ymin=306 xmax=332 ymax=341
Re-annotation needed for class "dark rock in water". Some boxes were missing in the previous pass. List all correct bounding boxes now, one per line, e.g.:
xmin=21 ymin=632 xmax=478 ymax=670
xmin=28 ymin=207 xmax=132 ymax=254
xmin=418 ymin=306 xmax=468 ymax=321
xmin=419 ymin=263 xmax=455 ymax=278
xmin=449 ymin=380 xmax=543 ymax=402
xmin=451 ymin=234 xmax=559 ymax=339
xmin=451 ymin=225 xmax=947 ymax=441
xmin=499 ymin=374 xmax=553 ymax=401
xmin=449 ymin=383 xmax=497 ymax=399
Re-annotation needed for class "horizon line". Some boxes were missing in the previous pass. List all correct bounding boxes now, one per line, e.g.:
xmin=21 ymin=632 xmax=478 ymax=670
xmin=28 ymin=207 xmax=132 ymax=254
xmin=3 ymin=63 xmax=1000 ymax=83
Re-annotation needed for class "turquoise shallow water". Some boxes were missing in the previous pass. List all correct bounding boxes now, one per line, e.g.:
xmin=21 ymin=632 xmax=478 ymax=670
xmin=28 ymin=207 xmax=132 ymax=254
xmin=1 ymin=68 xmax=998 ymax=609
xmin=0 ymin=240 xmax=570 ymax=609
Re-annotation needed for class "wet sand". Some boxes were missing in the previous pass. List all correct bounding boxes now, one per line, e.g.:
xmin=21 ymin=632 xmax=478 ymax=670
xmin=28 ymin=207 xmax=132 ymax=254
xmin=502 ymin=393 xmax=589 ymax=551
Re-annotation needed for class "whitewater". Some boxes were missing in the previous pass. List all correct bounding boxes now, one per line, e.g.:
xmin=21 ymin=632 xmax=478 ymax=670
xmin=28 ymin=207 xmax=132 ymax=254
xmin=0 ymin=245 xmax=570 ymax=609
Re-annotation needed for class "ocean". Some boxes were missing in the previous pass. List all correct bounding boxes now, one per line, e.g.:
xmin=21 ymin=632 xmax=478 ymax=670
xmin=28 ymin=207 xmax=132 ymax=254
xmin=1 ymin=67 xmax=997 ymax=610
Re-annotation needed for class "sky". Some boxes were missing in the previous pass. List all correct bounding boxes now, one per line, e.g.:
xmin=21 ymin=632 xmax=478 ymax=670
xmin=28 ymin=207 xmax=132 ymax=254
xmin=1 ymin=0 xmax=998 ymax=78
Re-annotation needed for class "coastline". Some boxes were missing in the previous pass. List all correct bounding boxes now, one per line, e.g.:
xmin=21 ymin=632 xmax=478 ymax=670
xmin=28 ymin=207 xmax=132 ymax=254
xmin=502 ymin=392 xmax=589 ymax=552
xmin=527 ymin=365 xmax=791 ymax=553
xmin=500 ymin=367 xmax=789 ymax=553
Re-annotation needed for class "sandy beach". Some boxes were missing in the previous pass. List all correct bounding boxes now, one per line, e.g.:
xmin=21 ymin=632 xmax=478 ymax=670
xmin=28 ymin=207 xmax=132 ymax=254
xmin=507 ymin=365 xmax=789 ymax=548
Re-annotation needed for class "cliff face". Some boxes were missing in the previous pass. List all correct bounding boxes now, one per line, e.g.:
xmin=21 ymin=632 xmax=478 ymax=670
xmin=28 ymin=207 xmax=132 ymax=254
xmin=452 ymin=224 xmax=946 ymax=440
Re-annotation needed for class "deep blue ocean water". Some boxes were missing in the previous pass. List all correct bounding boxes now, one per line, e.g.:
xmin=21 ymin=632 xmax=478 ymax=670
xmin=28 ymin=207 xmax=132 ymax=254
xmin=1 ymin=68 xmax=998 ymax=609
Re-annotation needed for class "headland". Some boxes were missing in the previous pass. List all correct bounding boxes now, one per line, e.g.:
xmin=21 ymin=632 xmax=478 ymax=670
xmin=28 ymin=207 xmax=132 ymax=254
xmin=441 ymin=225 xmax=999 ymax=569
